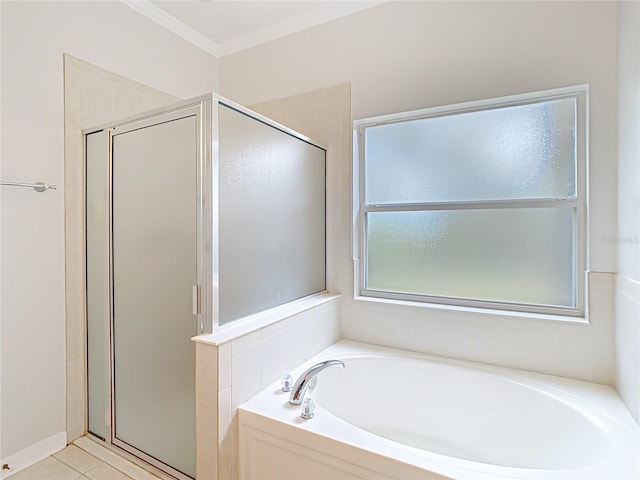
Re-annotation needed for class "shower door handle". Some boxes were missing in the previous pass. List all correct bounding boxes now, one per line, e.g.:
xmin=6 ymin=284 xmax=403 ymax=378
xmin=192 ymin=285 xmax=201 ymax=315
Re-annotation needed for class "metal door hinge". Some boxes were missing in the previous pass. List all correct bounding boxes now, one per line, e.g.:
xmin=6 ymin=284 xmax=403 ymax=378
xmin=192 ymin=285 xmax=201 ymax=315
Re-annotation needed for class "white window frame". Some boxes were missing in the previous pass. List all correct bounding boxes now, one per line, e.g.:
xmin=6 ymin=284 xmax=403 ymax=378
xmin=353 ymin=85 xmax=588 ymax=318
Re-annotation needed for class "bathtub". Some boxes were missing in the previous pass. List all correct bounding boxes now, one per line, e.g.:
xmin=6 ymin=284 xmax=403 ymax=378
xmin=238 ymin=341 xmax=639 ymax=479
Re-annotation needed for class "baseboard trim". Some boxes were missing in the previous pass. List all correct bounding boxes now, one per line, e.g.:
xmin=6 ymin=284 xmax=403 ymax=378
xmin=1 ymin=431 xmax=67 ymax=479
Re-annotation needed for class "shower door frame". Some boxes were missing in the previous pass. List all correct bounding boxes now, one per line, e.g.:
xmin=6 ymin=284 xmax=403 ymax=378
xmin=84 ymin=95 xmax=213 ymax=480
xmin=85 ymin=92 xmax=327 ymax=478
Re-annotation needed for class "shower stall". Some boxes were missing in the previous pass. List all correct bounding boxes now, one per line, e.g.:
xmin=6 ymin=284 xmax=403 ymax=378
xmin=84 ymin=94 xmax=326 ymax=479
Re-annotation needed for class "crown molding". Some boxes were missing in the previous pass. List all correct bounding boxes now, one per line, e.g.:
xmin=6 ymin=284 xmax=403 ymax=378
xmin=219 ymin=1 xmax=386 ymax=56
xmin=122 ymin=0 xmax=386 ymax=58
xmin=121 ymin=0 xmax=222 ymax=57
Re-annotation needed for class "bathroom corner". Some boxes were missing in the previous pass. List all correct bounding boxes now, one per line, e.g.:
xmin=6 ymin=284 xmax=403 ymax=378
xmin=194 ymin=296 xmax=340 ymax=479
xmin=614 ymin=0 xmax=640 ymax=423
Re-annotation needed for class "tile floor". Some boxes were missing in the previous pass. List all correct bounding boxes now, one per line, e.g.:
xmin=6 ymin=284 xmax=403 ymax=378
xmin=6 ymin=442 xmax=158 ymax=480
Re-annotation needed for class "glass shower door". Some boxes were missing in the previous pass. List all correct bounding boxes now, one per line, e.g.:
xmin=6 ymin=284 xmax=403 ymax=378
xmin=111 ymin=113 xmax=198 ymax=479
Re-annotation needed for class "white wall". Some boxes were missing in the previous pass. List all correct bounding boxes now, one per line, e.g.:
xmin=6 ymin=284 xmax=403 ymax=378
xmin=0 ymin=0 xmax=217 ymax=464
xmin=616 ymin=1 xmax=640 ymax=283
xmin=615 ymin=0 xmax=640 ymax=421
xmin=220 ymin=1 xmax=619 ymax=384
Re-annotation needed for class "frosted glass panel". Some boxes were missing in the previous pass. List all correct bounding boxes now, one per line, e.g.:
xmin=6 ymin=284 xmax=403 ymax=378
xmin=86 ymin=130 xmax=109 ymax=440
xmin=365 ymin=98 xmax=576 ymax=204
xmin=112 ymin=116 xmax=197 ymax=478
xmin=218 ymin=104 xmax=326 ymax=324
xmin=367 ymin=208 xmax=575 ymax=307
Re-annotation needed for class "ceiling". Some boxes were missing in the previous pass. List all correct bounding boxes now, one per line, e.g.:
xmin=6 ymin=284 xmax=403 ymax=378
xmin=122 ymin=0 xmax=385 ymax=57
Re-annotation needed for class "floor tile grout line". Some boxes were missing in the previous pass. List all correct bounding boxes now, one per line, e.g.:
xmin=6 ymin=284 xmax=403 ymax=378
xmin=53 ymin=445 xmax=135 ymax=480
xmin=50 ymin=456 xmax=88 ymax=476
xmin=52 ymin=454 xmax=104 ymax=476
xmin=73 ymin=438 xmax=158 ymax=480
xmin=85 ymin=462 xmax=135 ymax=480
xmin=75 ymin=454 xmax=136 ymax=480
xmin=6 ymin=445 xmax=135 ymax=480
xmin=81 ymin=461 xmax=127 ymax=480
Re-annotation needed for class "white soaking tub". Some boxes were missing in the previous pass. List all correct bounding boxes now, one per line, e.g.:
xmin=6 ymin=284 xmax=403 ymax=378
xmin=238 ymin=341 xmax=639 ymax=480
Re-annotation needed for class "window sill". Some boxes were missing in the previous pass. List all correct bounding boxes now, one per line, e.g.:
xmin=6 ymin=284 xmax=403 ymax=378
xmin=193 ymin=292 xmax=341 ymax=347
xmin=354 ymin=295 xmax=589 ymax=326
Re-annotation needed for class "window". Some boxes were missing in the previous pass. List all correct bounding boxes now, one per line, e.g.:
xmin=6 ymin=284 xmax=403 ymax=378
xmin=354 ymin=86 xmax=587 ymax=317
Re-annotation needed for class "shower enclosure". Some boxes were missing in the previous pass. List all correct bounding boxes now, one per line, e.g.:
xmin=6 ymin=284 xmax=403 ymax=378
xmin=84 ymin=94 xmax=326 ymax=479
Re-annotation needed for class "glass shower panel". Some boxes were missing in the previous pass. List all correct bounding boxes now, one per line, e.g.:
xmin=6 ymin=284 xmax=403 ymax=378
xmin=218 ymin=104 xmax=326 ymax=324
xmin=86 ymin=130 xmax=109 ymax=440
xmin=112 ymin=116 xmax=197 ymax=478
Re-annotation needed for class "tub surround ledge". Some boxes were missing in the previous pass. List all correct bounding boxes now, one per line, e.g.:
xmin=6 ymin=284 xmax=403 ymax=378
xmin=193 ymin=292 xmax=340 ymax=347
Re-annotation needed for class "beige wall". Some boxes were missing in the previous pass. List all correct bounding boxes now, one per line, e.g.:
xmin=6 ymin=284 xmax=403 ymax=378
xmin=220 ymin=1 xmax=619 ymax=384
xmin=615 ymin=0 xmax=640 ymax=421
xmin=1 ymin=0 xmax=217 ymax=467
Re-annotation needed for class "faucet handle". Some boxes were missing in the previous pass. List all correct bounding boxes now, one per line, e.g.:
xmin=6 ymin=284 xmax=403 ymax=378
xmin=281 ymin=374 xmax=293 ymax=392
xmin=301 ymin=398 xmax=315 ymax=420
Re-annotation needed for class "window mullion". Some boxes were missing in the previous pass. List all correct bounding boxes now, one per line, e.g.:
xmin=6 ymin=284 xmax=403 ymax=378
xmin=363 ymin=197 xmax=580 ymax=213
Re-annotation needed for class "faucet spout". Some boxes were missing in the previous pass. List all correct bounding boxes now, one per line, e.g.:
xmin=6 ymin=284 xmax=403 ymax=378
xmin=288 ymin=359 xmax=345 ymax=405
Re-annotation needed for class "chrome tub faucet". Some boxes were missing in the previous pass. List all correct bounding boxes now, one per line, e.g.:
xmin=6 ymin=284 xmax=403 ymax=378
xmin=288 ymin=359 xmax=345 ymax=405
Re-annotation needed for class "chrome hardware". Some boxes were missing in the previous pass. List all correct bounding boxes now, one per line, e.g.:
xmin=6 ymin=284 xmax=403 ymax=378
xmin=301 ymin=397 xmax=315 ymax=420
xmin=192 ymin=285 xmax=200 ymax=315
xmin=289 ymin=359 xmax=344 ymax=405
xmin=281 ymin=374 xmax=293 ymax=392
xmin=0 ymin=181 xmax=56 ymax=192
xmin=308 ymin=376 xmax=318 ymax=391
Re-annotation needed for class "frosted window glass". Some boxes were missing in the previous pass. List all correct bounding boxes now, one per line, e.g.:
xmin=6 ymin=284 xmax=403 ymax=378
xmin=366 ymin=208 xmax=575 ymax=308
xmin=365 ymin=98 xmax=576 ymax=204
xmin=218 ymin=104 xmax=326 ymax=324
